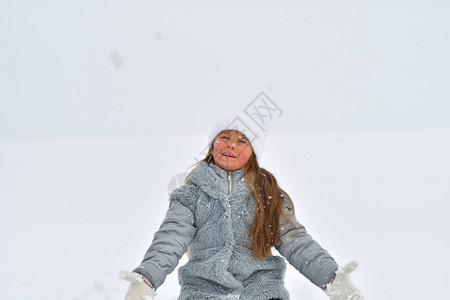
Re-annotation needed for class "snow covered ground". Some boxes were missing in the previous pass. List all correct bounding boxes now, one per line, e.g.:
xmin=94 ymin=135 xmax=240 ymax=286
xmin=1 ymin=129 xmax=449 ymax=299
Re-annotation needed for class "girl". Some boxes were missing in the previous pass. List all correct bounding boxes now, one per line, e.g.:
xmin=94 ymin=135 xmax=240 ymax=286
xmin=121 ymin=111 xmax=364 ymax=300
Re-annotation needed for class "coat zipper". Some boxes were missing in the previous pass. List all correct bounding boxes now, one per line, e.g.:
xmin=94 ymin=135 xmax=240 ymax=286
xmin=228 ymin=170 xmax=232 ymax=195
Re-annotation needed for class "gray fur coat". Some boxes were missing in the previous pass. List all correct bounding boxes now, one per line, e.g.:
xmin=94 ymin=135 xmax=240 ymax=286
xmin=134 ymin=161 xmax=338 ymax=300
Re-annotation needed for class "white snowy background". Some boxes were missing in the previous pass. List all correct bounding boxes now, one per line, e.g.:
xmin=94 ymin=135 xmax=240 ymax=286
xmin=1 ymin=1 xmax=449 ymax=299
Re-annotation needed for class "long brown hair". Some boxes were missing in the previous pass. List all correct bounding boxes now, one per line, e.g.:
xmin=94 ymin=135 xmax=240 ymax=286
xmin=186 ymin=141 xmax=296 ymax=260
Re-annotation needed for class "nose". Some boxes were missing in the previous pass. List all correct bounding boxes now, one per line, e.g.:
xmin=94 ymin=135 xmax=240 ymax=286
xmin=227 ymin=140 xmax=236 ymax=149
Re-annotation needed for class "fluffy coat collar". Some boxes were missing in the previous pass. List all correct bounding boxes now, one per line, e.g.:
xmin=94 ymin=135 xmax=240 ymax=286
xmin=186 ymin=161 xmax=249 ymax=199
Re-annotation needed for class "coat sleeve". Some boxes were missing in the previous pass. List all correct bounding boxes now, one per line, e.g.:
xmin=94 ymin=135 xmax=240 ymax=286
xmin=275 ymin=195 xmax=339 ymax=290
xmin=133 ymin=184 xmax=198 ymax=290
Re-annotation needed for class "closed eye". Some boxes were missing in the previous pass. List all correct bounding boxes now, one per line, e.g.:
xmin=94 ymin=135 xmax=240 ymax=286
xmin=220 ymin=136 xmax=247 ymax=144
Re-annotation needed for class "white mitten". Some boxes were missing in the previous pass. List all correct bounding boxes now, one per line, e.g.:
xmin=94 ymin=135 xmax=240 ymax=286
xmin=120 ymin=271 xmax=156 ymax=300
xmin=325 ymin=261 xmax=365 ymax=300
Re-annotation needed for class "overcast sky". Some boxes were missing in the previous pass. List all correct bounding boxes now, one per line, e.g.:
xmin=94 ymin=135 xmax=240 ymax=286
xmin=1 ymin=0 xmax=449 ymax=140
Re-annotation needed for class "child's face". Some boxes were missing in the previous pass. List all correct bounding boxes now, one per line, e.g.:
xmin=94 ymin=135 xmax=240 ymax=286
xmin=212 ymin=130 xmax=253 ymax=170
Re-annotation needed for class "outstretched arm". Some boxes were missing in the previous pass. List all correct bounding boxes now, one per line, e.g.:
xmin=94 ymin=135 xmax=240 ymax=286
xmin=133 ymin=186 xmax=198 ymax=290
xmin=275 ymin=197 xmax=365 ymax=299
xmin=275 ymin=197 xmax=338 ymax=290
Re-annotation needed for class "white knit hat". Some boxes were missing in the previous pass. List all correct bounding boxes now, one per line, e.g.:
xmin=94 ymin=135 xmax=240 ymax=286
xmin=207 ymin=110 xmax=271 ymax=160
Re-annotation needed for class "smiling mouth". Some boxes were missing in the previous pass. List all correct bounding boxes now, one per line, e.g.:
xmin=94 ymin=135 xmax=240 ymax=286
xmin=222 ymin=153 xmax=237 ymax=158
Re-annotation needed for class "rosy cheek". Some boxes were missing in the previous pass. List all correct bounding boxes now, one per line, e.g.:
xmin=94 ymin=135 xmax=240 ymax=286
xmin=243 ymin=149 xmax=252 ymax=159
xmin=213 ymin=140 xmax=223 ymax=153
